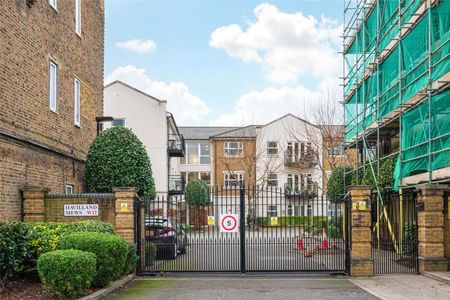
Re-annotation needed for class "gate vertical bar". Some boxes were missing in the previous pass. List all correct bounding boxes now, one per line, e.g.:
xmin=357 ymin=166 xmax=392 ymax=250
xmin=134 ymin=195 xmax=142 ymax=275
xmin=240 ymin=183 xmax=246 ymax=273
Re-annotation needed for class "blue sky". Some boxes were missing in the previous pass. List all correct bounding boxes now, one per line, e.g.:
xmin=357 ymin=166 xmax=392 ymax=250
xmin=105 ymin=0 xmax=343 ymax=126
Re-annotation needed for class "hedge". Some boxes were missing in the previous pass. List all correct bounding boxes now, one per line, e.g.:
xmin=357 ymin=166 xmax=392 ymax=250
xmin=58 ymin=232 xmax=128 ymax=287
xmin=37 ymin=250 xmax=96 ymax=299
xmin=185 ymin=179 xmax=210 ymax=206
xmin=85 ymin=126 xmax=156 ymax=198
xmin=256 ymin=216 xmax=327 ymax=227
xmin=123 ymin=244 xmax=139 ymax=275
xmin=0 ymin=221 xmax=116 ymax=284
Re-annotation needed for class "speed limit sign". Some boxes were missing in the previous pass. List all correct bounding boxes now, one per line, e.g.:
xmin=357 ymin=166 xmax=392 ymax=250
xmin=219 ymin=214 xmax=239 ymax=233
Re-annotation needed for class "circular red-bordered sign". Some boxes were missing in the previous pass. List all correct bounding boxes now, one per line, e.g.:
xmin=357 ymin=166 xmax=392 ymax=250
xmin=221 ymin=215 xmax=237 ymax=231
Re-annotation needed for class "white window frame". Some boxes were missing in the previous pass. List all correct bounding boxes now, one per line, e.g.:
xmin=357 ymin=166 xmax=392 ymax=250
xmin=224 ymin=141 xmax=243 ymax=157
xmin=112 ymin=119 xmax=125 ymax=127
xmin=75 ymin=0 xmax=81 ymax=36
xmin=224 ymin=172 xmax=244 ymax=189
xmin=49 ymin=60 xmax=58 ymax=112
xmin=267 ymin=205 xmax=277 ymax=217
xmin=74 ymin=79 xmax=80 ymax=126
xmin=49 ymin=0 xmax=57 ymax=10
xmin=267 ymin=141 xmax=278 ymax=155
xmin=267 ymin=173 xmax=278 ymax=187
xmin=199 ymin=143 xmax=211 ymax=165
xmin=65 ymin=184 xmax=74 ymax=194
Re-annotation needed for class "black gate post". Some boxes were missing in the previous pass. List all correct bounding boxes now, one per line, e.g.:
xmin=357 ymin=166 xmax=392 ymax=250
xmin=239 ymin=183 xmax=246 ymax=274
xmin=344 ymin=194 xmax=351 ymax=274
xmin=134 ymin=196 xmax=142 ymax=275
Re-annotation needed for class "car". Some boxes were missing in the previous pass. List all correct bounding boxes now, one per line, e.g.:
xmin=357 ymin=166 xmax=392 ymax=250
xmin=145 ymin=217 xmax=187 ymax=259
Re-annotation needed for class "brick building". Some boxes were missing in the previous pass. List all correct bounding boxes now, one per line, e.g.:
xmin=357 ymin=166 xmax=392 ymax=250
xmin=0 ymin=0 xmax=104 ymax=220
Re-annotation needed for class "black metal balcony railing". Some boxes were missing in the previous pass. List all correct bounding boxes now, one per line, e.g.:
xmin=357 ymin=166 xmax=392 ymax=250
xmin=169 ymin=175 xmax=185 ymax=195
xmin=284 ymin=150 xmax=318 ymax=168
xmin=168 ymin=134 xmax=185 ymax=157
xmin=284 ymin=182 xmax=318 ymax=198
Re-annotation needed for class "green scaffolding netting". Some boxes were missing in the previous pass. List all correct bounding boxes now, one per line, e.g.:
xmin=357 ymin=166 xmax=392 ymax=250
xmin=345 ymin=0 xmax=450 ymax=142
xmin=393 ymin=88 xmax=450 ymax=190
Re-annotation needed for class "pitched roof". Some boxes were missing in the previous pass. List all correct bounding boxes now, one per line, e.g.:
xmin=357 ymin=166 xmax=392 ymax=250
xmin=178 ymin=127 xmax=238 ymax=140
xmin=211 ymin=125 xmax=261 ymax=139
xmin=263 ymin=113 xmax=317 ymax=128
xmin=104 ymin=80 xmax=166 ymax=103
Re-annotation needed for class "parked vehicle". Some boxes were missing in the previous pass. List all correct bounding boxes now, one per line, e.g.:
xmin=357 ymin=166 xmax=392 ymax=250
xmin=145 ymin=217 xmax=187 ymax=259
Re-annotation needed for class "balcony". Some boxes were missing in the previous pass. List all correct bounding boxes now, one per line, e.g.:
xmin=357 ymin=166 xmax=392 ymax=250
xmin=284 ymin=183 xmax=318 ymax=199
xmin=168 ymin=134 xmax=185 ymax=157
xmin=169 ymin=175 xmax=185 ymax=195
xmin=284 ymin=150 xmax=318 ymax=168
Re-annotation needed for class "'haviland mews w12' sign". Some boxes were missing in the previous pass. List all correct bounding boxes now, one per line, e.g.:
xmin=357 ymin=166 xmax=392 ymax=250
xmin=64 ymin=204 xmax=99 ymax=216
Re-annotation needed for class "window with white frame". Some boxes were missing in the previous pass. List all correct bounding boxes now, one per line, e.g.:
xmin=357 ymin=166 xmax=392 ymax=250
xmin=224 ymin=141 xmax=243 ymax=157
xmin=267 ymin=205 xmax=277 ymax=217
xmin=49 ymin=61 xmax=58 ymax=112
xmin=267 ymin=173 xmax=278 ymax=187
xmin=181 ymin=172 xmax=211 ymax=186
xmin=112 ymin=119 xmax=125 ymax=127
xmin=75 ymin=0 xmax=81 ymax=36
xmin=199 ymin=143 xmax=211 ymax=164
xmin=74 ymin=79 xmax=80 ymax=126
xmin=224 ymin=172 xmax=244 ymax=188
xmin=181 ymin=142 xmax=211 ymax=165
xmin=49 ymin=0 xmax=57 ymax=10
xmin=65 ymin=184 xmax=74 ymax=194
xmin=267 ymin=141 xmax=278 ymax=155
xmin=327 ymin=145 xmax=344 ymax=156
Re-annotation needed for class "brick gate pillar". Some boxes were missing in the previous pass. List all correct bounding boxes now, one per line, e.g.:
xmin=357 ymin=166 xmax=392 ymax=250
xmin=114 ymin=187 xmax=138 ymax=243
xmin=348 ymin=186 xmax=373 ymax=277
xmin=22 ymin=187 xmax=49 ymax=222
xmin=418 ymin=185 xmax=448 ymax=273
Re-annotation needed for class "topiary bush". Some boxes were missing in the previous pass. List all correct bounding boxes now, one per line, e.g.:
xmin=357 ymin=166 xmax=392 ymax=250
xmin=327 ymin=166 xmax=353 ymax=203
xmin=85 ymin=126 xmax=156 ymax=198
xmin=123 ymin=244 xmax=139 ymax=275
xmin=37 ymin=249 xmax=96 ymax=299
xmin=0 ymin=222 xmax=33 ymax=287
xmin=185 ymin=179 xmax=210 ymax=206
xmin=58 ymin=232 xmax=128 ymax=287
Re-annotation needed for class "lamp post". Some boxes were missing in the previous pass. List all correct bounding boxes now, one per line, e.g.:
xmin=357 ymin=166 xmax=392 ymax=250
xmin=95 ymin=116 xmax=114 ymax=136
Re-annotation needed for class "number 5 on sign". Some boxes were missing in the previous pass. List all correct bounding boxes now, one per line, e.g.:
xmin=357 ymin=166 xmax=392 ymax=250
xmin=219 ymin=214 xmax=239 ymax=233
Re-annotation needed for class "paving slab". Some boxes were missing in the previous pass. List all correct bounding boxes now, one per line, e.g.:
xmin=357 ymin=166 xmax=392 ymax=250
xmin=107 ymin=276 xmax=378 ymax=300
xmin=424 ymin=272 xmax=450 ymax=285
xmin=350 ymin=275 xmax=450 ymax=300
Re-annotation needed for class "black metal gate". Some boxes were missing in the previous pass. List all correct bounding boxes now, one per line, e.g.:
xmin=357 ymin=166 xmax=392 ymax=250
xmin=140 ymin=185 xmax=349 ymax=274
xmin=371 ymin=189 xmax=419 ymax=274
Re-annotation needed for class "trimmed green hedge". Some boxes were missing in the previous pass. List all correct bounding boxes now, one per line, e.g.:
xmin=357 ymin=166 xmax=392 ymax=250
xmin=123 ymin=244 xmax=139 ymax=275
xmin=58 ymin=232 xmax=128 ymax=287
xmin=85 ymin=126 xmax=156 ymax=198
xmin=327 ymin=166 xmax=353 ymax=203
xmin=256 ymin=216 xmax=327 ymax=227
xmin=37 ymin=250 xmax=96 ymax=299
xmin=185 ymin=179 xmax=210 ymax=206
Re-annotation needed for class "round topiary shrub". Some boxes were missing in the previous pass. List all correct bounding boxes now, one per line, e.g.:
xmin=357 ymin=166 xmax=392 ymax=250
xmin=37 ymin=249 xmax=96 ymax=299
xmin=58 ymin=232 xmax=128 ymax=287
xmin=85 ymin=126 xmax=156 ymax=198
xmin=185 ymin=179 xmax=210 ymax=206
xmin=327 ymin=166 xmax=353 ymax=203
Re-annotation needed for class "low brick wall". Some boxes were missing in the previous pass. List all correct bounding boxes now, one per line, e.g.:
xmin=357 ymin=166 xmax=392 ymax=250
xmin=45 ymin=193 xmax=115 ymax=225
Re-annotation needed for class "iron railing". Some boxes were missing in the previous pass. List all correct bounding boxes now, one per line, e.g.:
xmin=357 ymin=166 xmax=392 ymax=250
xmin=168 ymin=175 xmax=185 ymax=195
xmin=284 ymin=150 xmax=318 ymax=168
xmin=284 ymin=183 xmax=318 ymax=198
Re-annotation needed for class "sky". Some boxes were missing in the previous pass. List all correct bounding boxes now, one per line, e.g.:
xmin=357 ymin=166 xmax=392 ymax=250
xmin=105 ymin=0 xmax=343 ymax=126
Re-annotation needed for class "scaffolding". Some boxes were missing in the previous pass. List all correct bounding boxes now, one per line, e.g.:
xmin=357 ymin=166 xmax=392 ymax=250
xmin=342 ymin=0 xmax=450 ymax=251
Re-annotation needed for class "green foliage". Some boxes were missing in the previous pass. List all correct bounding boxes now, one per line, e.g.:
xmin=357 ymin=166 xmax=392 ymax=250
xmin=123 ymin=244 xmax=139 ymax=275
xmin=0 ymin=222 xmax=33 ymax=287
xmin=185 ymin=179 xmax=210 ymax=206
xmin=85 ymin=126 xmax=156 ymax=198
xmin=60 ymin=221 xmax=115 ymax=235
xmin=145 ymin=242 xmax=157 ymax=266
xmin=58 ymin=232 xmax=128 ymax=287
xmin=37 ymin=250 xmax=96 ymax=299
xmin=327 ymin=166 xmax=353 ymax=203
xmin=403 ymin=223 xmax=418 ymax=255
xmin=256 ymin=216 xmax=327 ymax=227
xmin=179 ymin=223 xmax=193 ymax=233
xmin=361 ymin=156 xmax=396 ymax=191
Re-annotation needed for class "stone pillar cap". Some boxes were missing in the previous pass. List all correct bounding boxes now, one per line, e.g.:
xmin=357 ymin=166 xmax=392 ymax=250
xmin=21 ymin=186 xmax=50 ymax=193
xmin=113 ymin=187 xmax=138 ymax=192
xmin=347 ymin=185 xmax=372 ymax=191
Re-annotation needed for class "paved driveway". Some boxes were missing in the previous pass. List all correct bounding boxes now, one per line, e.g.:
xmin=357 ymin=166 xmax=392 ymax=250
xmin=108 ymin=276 xmax=378 ymax=300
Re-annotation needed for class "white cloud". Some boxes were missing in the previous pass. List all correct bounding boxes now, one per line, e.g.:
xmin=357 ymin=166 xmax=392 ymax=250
xmin=210 ymin=3 xmax=342 ymax=84
xmin=210 ymin=78 xmax=342 ymax=126
xmin=105 ymin=65 xmax=211 ymax=125
xmin=115 ymin=39 xmax=157 ymax=53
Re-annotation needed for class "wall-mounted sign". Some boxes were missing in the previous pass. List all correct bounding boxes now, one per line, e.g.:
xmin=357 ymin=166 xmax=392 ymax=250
xmin=359 ymin=201 xmax=366 ymax=211
xmin=220 ymin=214 xmax=239 ymax=233
xmin=120 ymin=203 xmax=128 ymax=212
xmin=207 ymin=216 xmax=215 ymax=226
xmin=64 ymin=204 xmax=98 ymax=217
